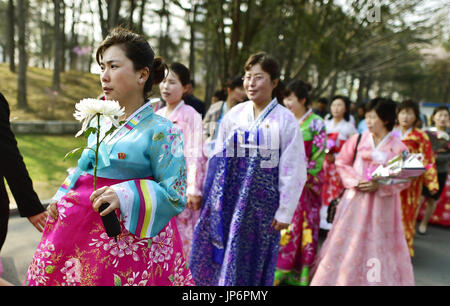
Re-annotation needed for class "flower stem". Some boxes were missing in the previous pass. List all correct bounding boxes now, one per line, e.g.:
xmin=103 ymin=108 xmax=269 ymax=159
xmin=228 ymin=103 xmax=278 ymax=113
xmin=94 ymin=113 xmax=100 ymax=191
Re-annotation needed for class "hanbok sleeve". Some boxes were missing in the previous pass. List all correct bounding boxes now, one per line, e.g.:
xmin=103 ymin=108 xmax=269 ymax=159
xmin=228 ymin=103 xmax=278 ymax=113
xmin=421 ymin=132 xmax=439 ymax=193
xmin=335 ymin=134 xmax=363 ymax=188
xmin=111 ymin=125 xmax=187 ymax=238
xmin=184 ymin=110 xmax=207 ymax=197
xmin=274 ymin=113 xmax=307 ymax=224
xmin=308 ymin=118 xmax=326 ymax=177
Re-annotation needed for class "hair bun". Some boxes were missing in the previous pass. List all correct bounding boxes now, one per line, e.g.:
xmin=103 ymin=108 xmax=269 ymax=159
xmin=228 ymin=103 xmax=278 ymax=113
xmin=152 ymin=57 xmax=168 ymax=85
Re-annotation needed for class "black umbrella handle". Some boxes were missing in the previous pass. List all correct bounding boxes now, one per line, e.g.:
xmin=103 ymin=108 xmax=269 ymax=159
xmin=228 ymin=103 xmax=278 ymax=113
xmin=99 ymin=203 xmax=122 ymax=241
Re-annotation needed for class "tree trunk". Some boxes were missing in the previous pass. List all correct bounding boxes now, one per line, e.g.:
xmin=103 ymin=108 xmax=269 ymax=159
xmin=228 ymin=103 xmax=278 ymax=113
xmin=189 ymin=4 xmax=198 ymax=83
xmin=98 ymin=0 xmax=108 ymax=38
xmin=128 ymin=0 xmax=136 ymax=29
xmin=7 ymin=0 xmax=15 ymax=73
xmin=356 ymin=73 xmax=366 ymax=104
xmin=229 ymin=0 xmax=241 ymax=77
xmin=137 ymin=0 xmax=146 ymax=34
xmin=108 ymin=0 xmax=122 ymax=30
xmin=17 ymin=0 xmax=28 ymax=109
xmin=52 ymin=0 xmax=61 ymax=91
xmin=60 ymin=1 xmax=66 ymax=72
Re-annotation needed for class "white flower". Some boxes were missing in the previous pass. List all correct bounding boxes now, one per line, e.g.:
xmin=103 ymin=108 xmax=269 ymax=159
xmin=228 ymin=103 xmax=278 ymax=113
xmin=73 ymin=98 xmax=125 ymax=137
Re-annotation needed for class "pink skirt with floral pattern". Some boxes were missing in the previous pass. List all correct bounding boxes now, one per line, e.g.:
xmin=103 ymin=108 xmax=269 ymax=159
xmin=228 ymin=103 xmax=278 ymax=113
xmin=25 ymin=174 xmax=194 ymax=286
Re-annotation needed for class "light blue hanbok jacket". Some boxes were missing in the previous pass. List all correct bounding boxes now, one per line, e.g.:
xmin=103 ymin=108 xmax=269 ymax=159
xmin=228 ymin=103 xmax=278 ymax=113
xmin=53 ymin=102 xmax=187 ymax=238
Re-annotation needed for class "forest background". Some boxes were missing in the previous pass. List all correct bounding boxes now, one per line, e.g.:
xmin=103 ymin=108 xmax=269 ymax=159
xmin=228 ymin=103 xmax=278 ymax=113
xmin=0 ymin=0 xmax=449 ymax=120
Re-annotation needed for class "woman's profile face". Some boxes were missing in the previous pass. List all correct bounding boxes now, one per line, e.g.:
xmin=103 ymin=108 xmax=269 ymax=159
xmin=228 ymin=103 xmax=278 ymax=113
xmin=243 ymin=64 xmax=277 ymax=105
xmin=100 ymin=45 xmax=143 ymax=103
xmin=283 ymin=92 xmax=304 ymax=117
xmin=397 ymin=108 xmax=416 ymax=130
xmin=365 ymin=109 xmax=388 ymax=135
xmin=228 ymin=86 xmax=246 ymax=104
xmin=330 ymin=99 xmax=346 ymax=119
xmin=159 ymin=70 xmax=187 ymax=105
xmin=433 ymin=109 xmax=449 ymax=129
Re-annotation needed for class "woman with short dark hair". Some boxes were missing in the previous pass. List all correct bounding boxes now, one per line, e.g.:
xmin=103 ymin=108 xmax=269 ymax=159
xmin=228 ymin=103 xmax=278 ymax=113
xmin=418 ymin=106 xmax=450 ymax=232
xmin=311 ymin=97 xmax=415 ymax=285
xmin=320 ymin=96 xmax=357 ymax=230
xmin=274 ymin=79 xmax=326 ymax=286
xmin=393 ymin=99 xmax=439 ymax=257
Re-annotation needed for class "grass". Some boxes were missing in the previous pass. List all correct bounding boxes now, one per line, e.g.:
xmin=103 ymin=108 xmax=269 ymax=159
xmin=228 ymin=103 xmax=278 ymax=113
xmin=6 ymin=135 xmax=85 ymax=204
xmin=0 ymin=63 xmax=101 ymax=203
xmin=0 ymin=63 xmax=102 ymax=121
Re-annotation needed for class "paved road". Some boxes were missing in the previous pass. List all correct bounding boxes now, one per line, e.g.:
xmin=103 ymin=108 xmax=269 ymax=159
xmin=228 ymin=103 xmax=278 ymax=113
xmin=1 ymin=214 xmax=449 ymax=286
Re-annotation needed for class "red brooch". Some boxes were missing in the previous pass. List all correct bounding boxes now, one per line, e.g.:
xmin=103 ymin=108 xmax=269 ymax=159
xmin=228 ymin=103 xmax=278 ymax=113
xmin=118 ymin=153 xmax=126 ymax=160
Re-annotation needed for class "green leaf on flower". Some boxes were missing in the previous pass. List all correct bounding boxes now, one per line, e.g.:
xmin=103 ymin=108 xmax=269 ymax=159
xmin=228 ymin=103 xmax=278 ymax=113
xmin=105 ymin=126 xmax=117 ymax=137
xmin=84 ymin=127 xmax=98 ymax=139
xmin=114 ymin=274 xmax=122 ymax=286
xmin=168 ymin=274 xmax=174 ymax=282
xmin=148 ymin=239 xmax=152 ymax=249
xmin=64 ymin=147 xmax=83 ymax=161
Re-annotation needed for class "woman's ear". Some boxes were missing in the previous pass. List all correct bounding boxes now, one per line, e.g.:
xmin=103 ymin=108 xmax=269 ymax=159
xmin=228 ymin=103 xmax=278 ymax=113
xmin=138 ymin=67 xmax=150 ymax=85
xmin=272 ymin=78 xmax=279 ymax=89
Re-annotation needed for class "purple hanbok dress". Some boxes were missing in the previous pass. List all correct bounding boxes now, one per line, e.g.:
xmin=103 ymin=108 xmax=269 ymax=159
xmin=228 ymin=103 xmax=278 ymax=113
xmin=190 ymin=99 xmax=307 ymax=286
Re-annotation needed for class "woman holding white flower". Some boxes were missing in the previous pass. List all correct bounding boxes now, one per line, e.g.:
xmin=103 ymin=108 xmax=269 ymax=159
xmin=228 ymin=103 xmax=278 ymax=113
xmin=26 ymin=27 xmax=193 ymax=286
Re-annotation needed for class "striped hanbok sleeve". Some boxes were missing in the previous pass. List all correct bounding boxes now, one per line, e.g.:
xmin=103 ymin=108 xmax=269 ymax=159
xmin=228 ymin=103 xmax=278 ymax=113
xmin=112 ymin=179 xmax=158 ymax=238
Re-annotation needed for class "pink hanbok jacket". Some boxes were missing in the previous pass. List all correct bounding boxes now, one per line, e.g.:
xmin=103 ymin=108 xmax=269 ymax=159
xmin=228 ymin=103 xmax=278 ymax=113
xmin=157 ymin=101 xmax=206 ymax=197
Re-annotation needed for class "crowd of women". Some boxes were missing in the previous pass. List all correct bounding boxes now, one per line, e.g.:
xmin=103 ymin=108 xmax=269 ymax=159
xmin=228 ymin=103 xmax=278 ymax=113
xmin=1 ymin=27 xmax=448 ymax=286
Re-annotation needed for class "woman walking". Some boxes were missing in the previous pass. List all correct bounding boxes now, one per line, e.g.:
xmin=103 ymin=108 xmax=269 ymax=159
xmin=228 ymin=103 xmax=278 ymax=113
xmin=157 ymin=62 xmax=206 ymax=261
xmin=311 ymin=98 xmax=414 ymax=286
xmin=394 ymin=100 xmax=439 ymax=256
xmin=25 ymin=28 xmax=193 ymax=286
xmin=274 ymin=80 xmax=326 ymax=286
xmin=320 ymin=96 xmax=357 ymax=230
xmin=190 ymin=52 xmax=307 ymax=286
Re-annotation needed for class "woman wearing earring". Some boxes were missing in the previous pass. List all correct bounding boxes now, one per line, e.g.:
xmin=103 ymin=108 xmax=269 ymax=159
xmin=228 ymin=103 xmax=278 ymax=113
xmin=25 ymin=28 xmax=193 ymax=286
xmin=189 ymin=52 xmax=307 ymax=286
xmin=157 ymin=62 xmax=206 ymax=262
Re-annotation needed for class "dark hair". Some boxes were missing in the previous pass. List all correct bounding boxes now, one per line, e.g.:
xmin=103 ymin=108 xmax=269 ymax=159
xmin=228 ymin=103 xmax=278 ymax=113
xmin=397 ymin=99 xmax=420 ymax=125
xmin=96 ymin=27 xmax=167 ymax=98
xmin=226 ymin=75 xmax=244 ymax=90
xmin=169 ymin=62 xmax=191 ymax=86
xmin=244 ymin=52 xmax=283 ymax=103
xmin=282 ymin=79 xmax=312 ymax=107
xmin=318 ymin=97 xmax=329 ymax=105
xmin=431 ymin=105 xmax=450 ymax=126
xmin=329 ymin=95 xmax=351 ymax=122
xmin=365 ymin=97 xmax=397 ymax=131
xmin=213 ymin=89 xmax=227 ymax=101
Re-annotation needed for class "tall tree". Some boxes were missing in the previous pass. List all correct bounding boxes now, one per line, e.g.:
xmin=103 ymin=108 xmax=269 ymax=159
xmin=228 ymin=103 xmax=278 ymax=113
xmin=98 ymin=0 xmax=122 ymax=39
xmin=17 ymin=0 xmax=28 ymax=109
xmin=52 ymin=0 xmax=62 ymax=91
xmin=7 ymin=0 xmax=15 ymax=72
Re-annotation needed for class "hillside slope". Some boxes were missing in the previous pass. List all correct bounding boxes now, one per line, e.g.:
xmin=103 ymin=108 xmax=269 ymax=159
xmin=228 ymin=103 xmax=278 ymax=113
xmin=0 ymin=63 xmax=102 ymax=121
